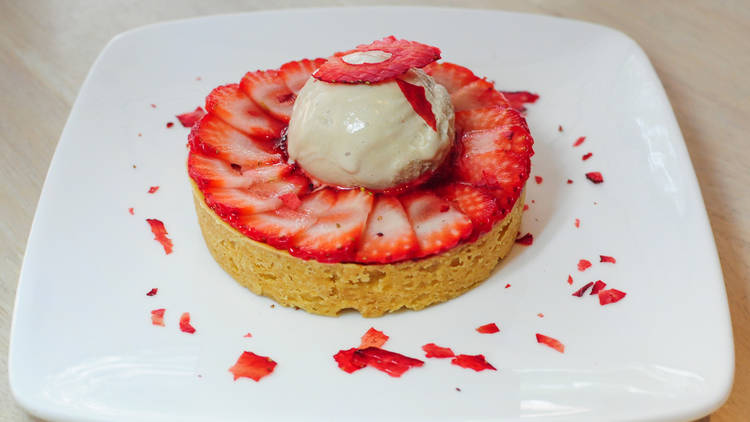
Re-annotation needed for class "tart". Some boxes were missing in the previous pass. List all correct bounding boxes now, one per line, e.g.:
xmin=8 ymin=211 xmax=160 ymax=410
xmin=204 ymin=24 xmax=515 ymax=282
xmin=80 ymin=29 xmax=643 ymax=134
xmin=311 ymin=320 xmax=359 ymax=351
xmin=188 ymin=37 xmax=534 ymax=317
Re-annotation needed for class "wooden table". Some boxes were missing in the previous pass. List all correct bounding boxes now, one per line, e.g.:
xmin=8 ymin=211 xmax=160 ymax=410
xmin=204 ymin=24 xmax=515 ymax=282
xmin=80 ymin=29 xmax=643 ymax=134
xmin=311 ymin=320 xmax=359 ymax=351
xmin=1 ymin=1 xmax=747 ymax=420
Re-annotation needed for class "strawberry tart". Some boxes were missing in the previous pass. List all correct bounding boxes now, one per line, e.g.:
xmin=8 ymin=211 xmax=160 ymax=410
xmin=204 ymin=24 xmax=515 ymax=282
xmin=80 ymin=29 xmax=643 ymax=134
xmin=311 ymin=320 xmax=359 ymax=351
xmin=188 ymin=37 xmax=534 ymax=317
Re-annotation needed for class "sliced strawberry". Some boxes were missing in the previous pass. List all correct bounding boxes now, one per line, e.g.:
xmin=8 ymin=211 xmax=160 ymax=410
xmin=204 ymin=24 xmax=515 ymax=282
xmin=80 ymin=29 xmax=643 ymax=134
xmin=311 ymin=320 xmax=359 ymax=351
xmin=279 ymin=58 xmax=327 ymax=94
xmin=188 ymin=153 xmax=290 ymax=189
xmin=240 ymin=70 xmax=295 ymax=123
xmin=401 ymin=191 xmax=472 ymax=258
xmin=438 ymin=182 xmax=500 ymax=239
xmin=455 ymin=105 xmax=528 ymax=133
xmin=204 ymin=174 xmax=309 ymax=218
xmin=499 ymin=91 xmax=539 ymax=113
xmin=238 ymin=207 xmax=316 ymax=249
xmin=314 ymin=36 xmax=441 ymax=84
xmin=355 ymin=195 xmax=418 ymax=263
xmin=451 ymin=78 xmax=510 ymax=112
xmin=189 ymin=114 xmax=282 ymax=166
xmin=423 ymin=62 xmax=478 ymax=93
xmin=454 ymin=125 xmax=533 ymax=201
xmin=290 ymin=189 xmax=374 ymax=262
xmin=205 ymin=84 xmax=284 ymax=139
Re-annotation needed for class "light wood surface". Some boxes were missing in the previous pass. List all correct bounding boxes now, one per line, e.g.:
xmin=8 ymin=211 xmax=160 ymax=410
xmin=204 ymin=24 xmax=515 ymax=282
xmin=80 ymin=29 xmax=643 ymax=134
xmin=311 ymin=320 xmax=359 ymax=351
xmin=1 ymin=1 xmax=747 ymax=420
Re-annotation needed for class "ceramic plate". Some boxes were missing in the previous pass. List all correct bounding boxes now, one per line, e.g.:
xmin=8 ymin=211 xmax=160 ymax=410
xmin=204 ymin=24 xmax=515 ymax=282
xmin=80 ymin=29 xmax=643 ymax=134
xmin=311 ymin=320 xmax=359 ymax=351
xmin=9 ymin=7 xmax=733 ymax=422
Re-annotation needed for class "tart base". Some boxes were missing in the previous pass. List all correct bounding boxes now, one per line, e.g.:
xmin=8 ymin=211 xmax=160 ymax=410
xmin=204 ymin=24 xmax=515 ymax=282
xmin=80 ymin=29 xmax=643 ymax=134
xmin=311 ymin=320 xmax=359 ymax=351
xmin=192 ymin=182 xmax=524 ymax=317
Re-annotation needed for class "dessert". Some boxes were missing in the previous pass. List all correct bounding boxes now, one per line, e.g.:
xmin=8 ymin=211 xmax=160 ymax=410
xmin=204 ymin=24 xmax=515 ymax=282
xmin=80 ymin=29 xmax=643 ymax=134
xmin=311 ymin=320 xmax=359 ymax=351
xmin=188 ymin=36 xmax=535 ymax=317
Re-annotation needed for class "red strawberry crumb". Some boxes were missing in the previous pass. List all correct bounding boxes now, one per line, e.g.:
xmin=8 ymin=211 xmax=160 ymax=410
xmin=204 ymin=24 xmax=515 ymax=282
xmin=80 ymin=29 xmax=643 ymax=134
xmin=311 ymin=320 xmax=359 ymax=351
xmin=396 ymin=79 xmax=437 ymax=131
xmin=505 ymin=283 xmax=511 ymax=288
xmin=422 ymin=343 xmax=455 ymax=358
xmin=150 ymin=104 xmax=156 ymax=108
xmin=229 ymin=351 xmax=277 ymax=381
xmin=536 ymin=333 xmax=565 ymax=353
xmin=359 ymin=327 xmax=389 ymax=349
xmin=150 ymin=308 xmax=165 ymax=326
xmin=451 ymin=354 xmax=496 ymax=371
xmin=515 ymin=233 xmax=534 ymax=245
xmin=456 ymin=387 xmax=461 ymax=392
xmin=476 ymin=323 xmax=500 ymax=334
xmin=243 ymin=332 xmax=253 ymax=338
xmin=333 ymin=348 xmax=366 ymax=373
xmin=137 ymin=133 xmax=142 ymax=137
xmin=128 ymin=207 xmax=134 ymax=215
xmin=582 ymin=152 xmax=593 ymax=161
xmin=558 ymin=125 xmax=563 ymax=132
xmin=523 ymin=204 xmax=529 ymax=211
xmin=537 ymin=313 xmax=544 ymax=318
xmin=567 ymin=275 xmax=574 ymax=285
xmin=534 ymin=175 xmax=543 ymax=184
xmin=567 ymin=179 xmax=574 ymax=184
xmin=586 ymin=172 xmax=604 ymax=184
xmin=146 ymin=288 xmax=158 ymax=296
xmin=148 ymin=186 xmax=159 ymax=194
xmin=590 ymin=280 xmax=607 ymax=295
xmin=598 ymin=289 xmax=627 ymax=305
xmin=335 ymin=347 xmax=423 ymax=377
xmin=166 ymin=122 xmax=174 ymax=128
xmin=600 ymin=255 xmax=616 ymax=264
xmin=196 ymin=76 xmax=202 ymax=81
xmin=575 ymin=218 xmax=580 ymax=228
xmin=573 ymin=136 xmax=586 ymax=147
xmin=176 ymin=107 xmax=206 ymax=128
xmin=578 ymin=259 xmax=592 ymax=271
xmin=179 ymin=312 xmax=196 ymax=334
xmin=146 ymin=218 xmax=173 ymax=254
xmin=572 ymin=281 xmax=594 ymax=297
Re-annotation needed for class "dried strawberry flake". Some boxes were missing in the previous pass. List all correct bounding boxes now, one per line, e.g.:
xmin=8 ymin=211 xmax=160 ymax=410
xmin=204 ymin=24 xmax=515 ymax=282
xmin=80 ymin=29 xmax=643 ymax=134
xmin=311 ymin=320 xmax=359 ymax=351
xmin=146 ymin=218 xmax=173 ymax=254
xmin=146 ymin=288 xmax=158 ymax=296
xmin=567 ymin=275 xmax=574 ymax=285
xmin=476 ymin=323 xmax=500 ymax=334
xmin=582 ymin=152 xmax=593 ymax=161
xmin=577 ymin=259 xmax=592 ymax=271
xmin=558 ymin=125 xmax=563 ymax=132
xmin=451 ymin=354 xmax=496 ymax=371
xmin=573 ymin=136 xmax=586 ymax=147
xmin=534 ymin=175 xmax=543 ymax=184
xmin=150 ymin=308 xmax=165 ymax=326
xmin=590 ymin=280 xmax=607 ymax=295
xmin=150 ymin=103 xmax=157 ymax=108
xmin=176 ymin=107 xmax=206 ymax=128
xmin=598 ymin=289 xmax=627 ymax=305
xmin=537 ymin=313 xmax=544 ymax=318
xmin=505 ymin=283 xmax=511 ymax=288
xmin=358 ymin=347 xmax=424 ymax=377
xmin=148 ymin=186 xmax=159 ymax=194
xmin=536 ymin=333 xmax=565 ymax=353
xmin=515 ymin=233 xmax=534 ymax=245
xmin=572 ymin=281 xmax=594 ymax=297
xmin=229 ymin=351 xmax=277 ymax=381
xmin=243 ymin=332 xmax=253 ymax=338
xmin=179 ymin=312 xmax=196 ymax=334
xmin=128 ymin=207 xmax=134 ymax=215
xmin=586 ymin=171 xmax=604 ymax=184
xmin=500 ymin=91 xmax=539 ymax=113
xmin=396 ymin=78 xmax=437 ymax=131
xmin=166 ymin=122 xmax=174 ymax=128
xmin=600 ymin=255 xmax=616 ymax=264
xmin=567 ymin=179 xmax=574 ymax=184
xmin=359 ymin=327 xmax=389 ymax=349
xmin=523 ymin=204 xmax=529 ymax=211
xmin=574 ymin=218 xmax=580 ymax=228
xmin=422 ymin=343 xmax=455 ymax=358
xmin=334 ymin=348 xmax=367 ymax=373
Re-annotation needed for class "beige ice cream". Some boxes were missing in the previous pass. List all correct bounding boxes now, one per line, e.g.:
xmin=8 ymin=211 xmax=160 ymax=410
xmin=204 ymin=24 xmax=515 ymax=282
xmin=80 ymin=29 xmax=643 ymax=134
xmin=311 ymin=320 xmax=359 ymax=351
xmin=287 ymin=67 xmax=454 ymax=191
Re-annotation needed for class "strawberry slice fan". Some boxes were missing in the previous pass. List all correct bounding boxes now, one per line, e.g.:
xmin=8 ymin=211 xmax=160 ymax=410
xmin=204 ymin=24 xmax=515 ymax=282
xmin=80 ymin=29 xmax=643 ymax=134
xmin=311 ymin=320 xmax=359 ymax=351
xmin=188 ymin=36 xmax=537 ymax=317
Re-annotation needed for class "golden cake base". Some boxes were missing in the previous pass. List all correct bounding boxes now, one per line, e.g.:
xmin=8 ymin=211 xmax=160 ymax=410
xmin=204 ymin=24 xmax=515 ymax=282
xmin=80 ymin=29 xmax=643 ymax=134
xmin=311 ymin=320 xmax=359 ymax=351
xmin=192 ymin=182 xmax=524 ymax=317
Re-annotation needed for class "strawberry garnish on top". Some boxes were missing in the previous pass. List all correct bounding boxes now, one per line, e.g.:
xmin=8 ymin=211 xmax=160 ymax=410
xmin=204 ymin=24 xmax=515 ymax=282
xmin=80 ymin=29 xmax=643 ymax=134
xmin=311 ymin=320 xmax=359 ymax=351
xmin=240 ymin=70 xmax=296 ymax=123
xmin=423 ymin=62 xmax=479 ymax=93
xmin=401 ymin=191 xmax=472 ymax=258
xmin=205 ymin=84 xmax=285 ymax=139
xmin=395 ymin=78 xmax=437 ymax=131
xmin=279 ymin=58 xmax=327 ymax=94
xmin=314 ymin=36 xmax=441 ymax=84
xmin=290 ymin=189 xmax=374 ymax=262
xmin=355 ymin=195 xmax=418 ymax=263
xmin=499 ymin=91 xmax=539 ymax=113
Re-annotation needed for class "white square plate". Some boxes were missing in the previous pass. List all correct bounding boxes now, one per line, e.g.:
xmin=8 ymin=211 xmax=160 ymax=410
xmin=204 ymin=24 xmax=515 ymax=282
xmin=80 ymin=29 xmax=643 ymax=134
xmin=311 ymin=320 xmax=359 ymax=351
xmin=10 ymin=7 xmax=733 ymax=422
